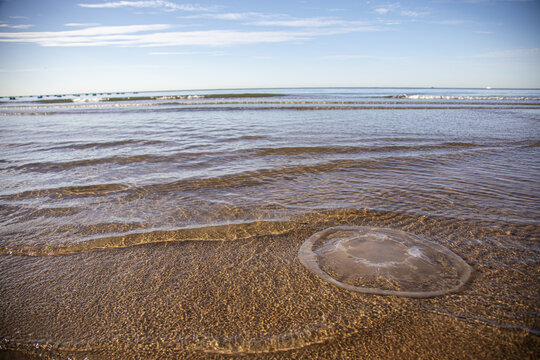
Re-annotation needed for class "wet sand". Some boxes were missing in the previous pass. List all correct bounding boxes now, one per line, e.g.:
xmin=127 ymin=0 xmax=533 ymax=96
xmin=1 ymin=210 xmax=538 ymax=359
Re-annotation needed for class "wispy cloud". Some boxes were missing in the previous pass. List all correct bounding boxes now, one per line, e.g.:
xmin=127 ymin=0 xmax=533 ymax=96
xmin=248 ymin=18 xmax=370 ymax=28
xmin=0 ymin=24 xmax=379 ymax=47
xmin=0 ymin=24 xmax=172 ymax=46
xmin=400 ymin=10 xmax=429 ymax=17
xmin=374 ymin=3 xmax=429 ymax=17
xmin=64 ymin=22 xmax=102 ymax=27
xmin=374 ymin=4 xmax=400 ymax=15
xmin=180 ymin=12 xmax=266 ymax=20
xmin=181 ymin=12 xmax=378 ymax=30
xmin=78 ymin=1 xmax=210 ymax=11
xmin=149 ymin=50 xmax=225 ymax=55
xmin=0 ymin=23 xmax=34 ymax=29
xmin=7 ymin=24 xmax=172 ymax=36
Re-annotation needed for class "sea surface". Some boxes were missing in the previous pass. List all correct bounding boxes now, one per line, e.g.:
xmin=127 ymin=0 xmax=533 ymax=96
xmin=0 ymin=88 xmax=539 ymax=359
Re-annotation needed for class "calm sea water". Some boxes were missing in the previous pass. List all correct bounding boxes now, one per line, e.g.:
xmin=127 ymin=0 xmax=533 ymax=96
xmin=1 ymin=88 xmax=539 ymax=358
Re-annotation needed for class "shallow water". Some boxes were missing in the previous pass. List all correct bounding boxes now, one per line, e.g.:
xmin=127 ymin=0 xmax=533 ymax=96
xmin=0 ymin=88 xmax=539 ymax=359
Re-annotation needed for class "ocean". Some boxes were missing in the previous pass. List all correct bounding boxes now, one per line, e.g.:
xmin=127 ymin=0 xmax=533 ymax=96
xmin=0 ymin=88 xmax=539 ymax=359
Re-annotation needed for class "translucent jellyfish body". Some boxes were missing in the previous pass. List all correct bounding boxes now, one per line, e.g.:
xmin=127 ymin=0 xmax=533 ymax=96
xmin=299 ymin=226 xmax=472 ymax=298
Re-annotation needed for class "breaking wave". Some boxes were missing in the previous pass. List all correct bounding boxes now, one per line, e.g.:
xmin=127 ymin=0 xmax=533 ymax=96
xmin=389 ymin=94 xmax=540 ymax=101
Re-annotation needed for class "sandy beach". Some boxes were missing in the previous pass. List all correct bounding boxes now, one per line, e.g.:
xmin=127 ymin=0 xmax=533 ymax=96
xmin=2 ymin=208 xmax=538 ymax=359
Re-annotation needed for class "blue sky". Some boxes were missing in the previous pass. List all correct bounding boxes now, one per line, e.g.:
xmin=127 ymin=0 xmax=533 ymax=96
xmin=0 ymin=0 xmax=539 ymax=95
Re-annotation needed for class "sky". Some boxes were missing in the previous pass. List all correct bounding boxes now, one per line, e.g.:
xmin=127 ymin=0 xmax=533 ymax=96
xmin=0 ymin=0 xmax=539 ymax=95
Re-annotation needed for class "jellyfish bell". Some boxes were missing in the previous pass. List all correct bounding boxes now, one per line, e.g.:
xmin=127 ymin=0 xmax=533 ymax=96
xmin=299 ymin=226 xmax=472 ymax=298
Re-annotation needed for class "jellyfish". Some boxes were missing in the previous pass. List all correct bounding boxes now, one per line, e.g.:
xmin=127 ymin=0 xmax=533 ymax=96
xmin=299 ymin=226 xmax=472 ymax=298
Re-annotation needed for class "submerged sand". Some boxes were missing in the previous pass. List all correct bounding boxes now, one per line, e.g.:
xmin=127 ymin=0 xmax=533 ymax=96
xmin=1 ymin=210 xmax=539 ymax=359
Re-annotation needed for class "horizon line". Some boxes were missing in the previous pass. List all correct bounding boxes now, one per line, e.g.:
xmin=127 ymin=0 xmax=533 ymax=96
xmin=3 ymin=86 xmax=540 ymax=98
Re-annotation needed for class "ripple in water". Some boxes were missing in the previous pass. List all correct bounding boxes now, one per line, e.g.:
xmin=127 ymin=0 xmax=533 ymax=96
xmin=299 ymin=226 xmax=472 ymax=298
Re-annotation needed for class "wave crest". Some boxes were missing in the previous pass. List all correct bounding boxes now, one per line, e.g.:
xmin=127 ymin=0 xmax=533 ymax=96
xmin=1 ymin=220 xmax=295 ymax=256
xmin=390 ymin=94 xmax=540 ymax=101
